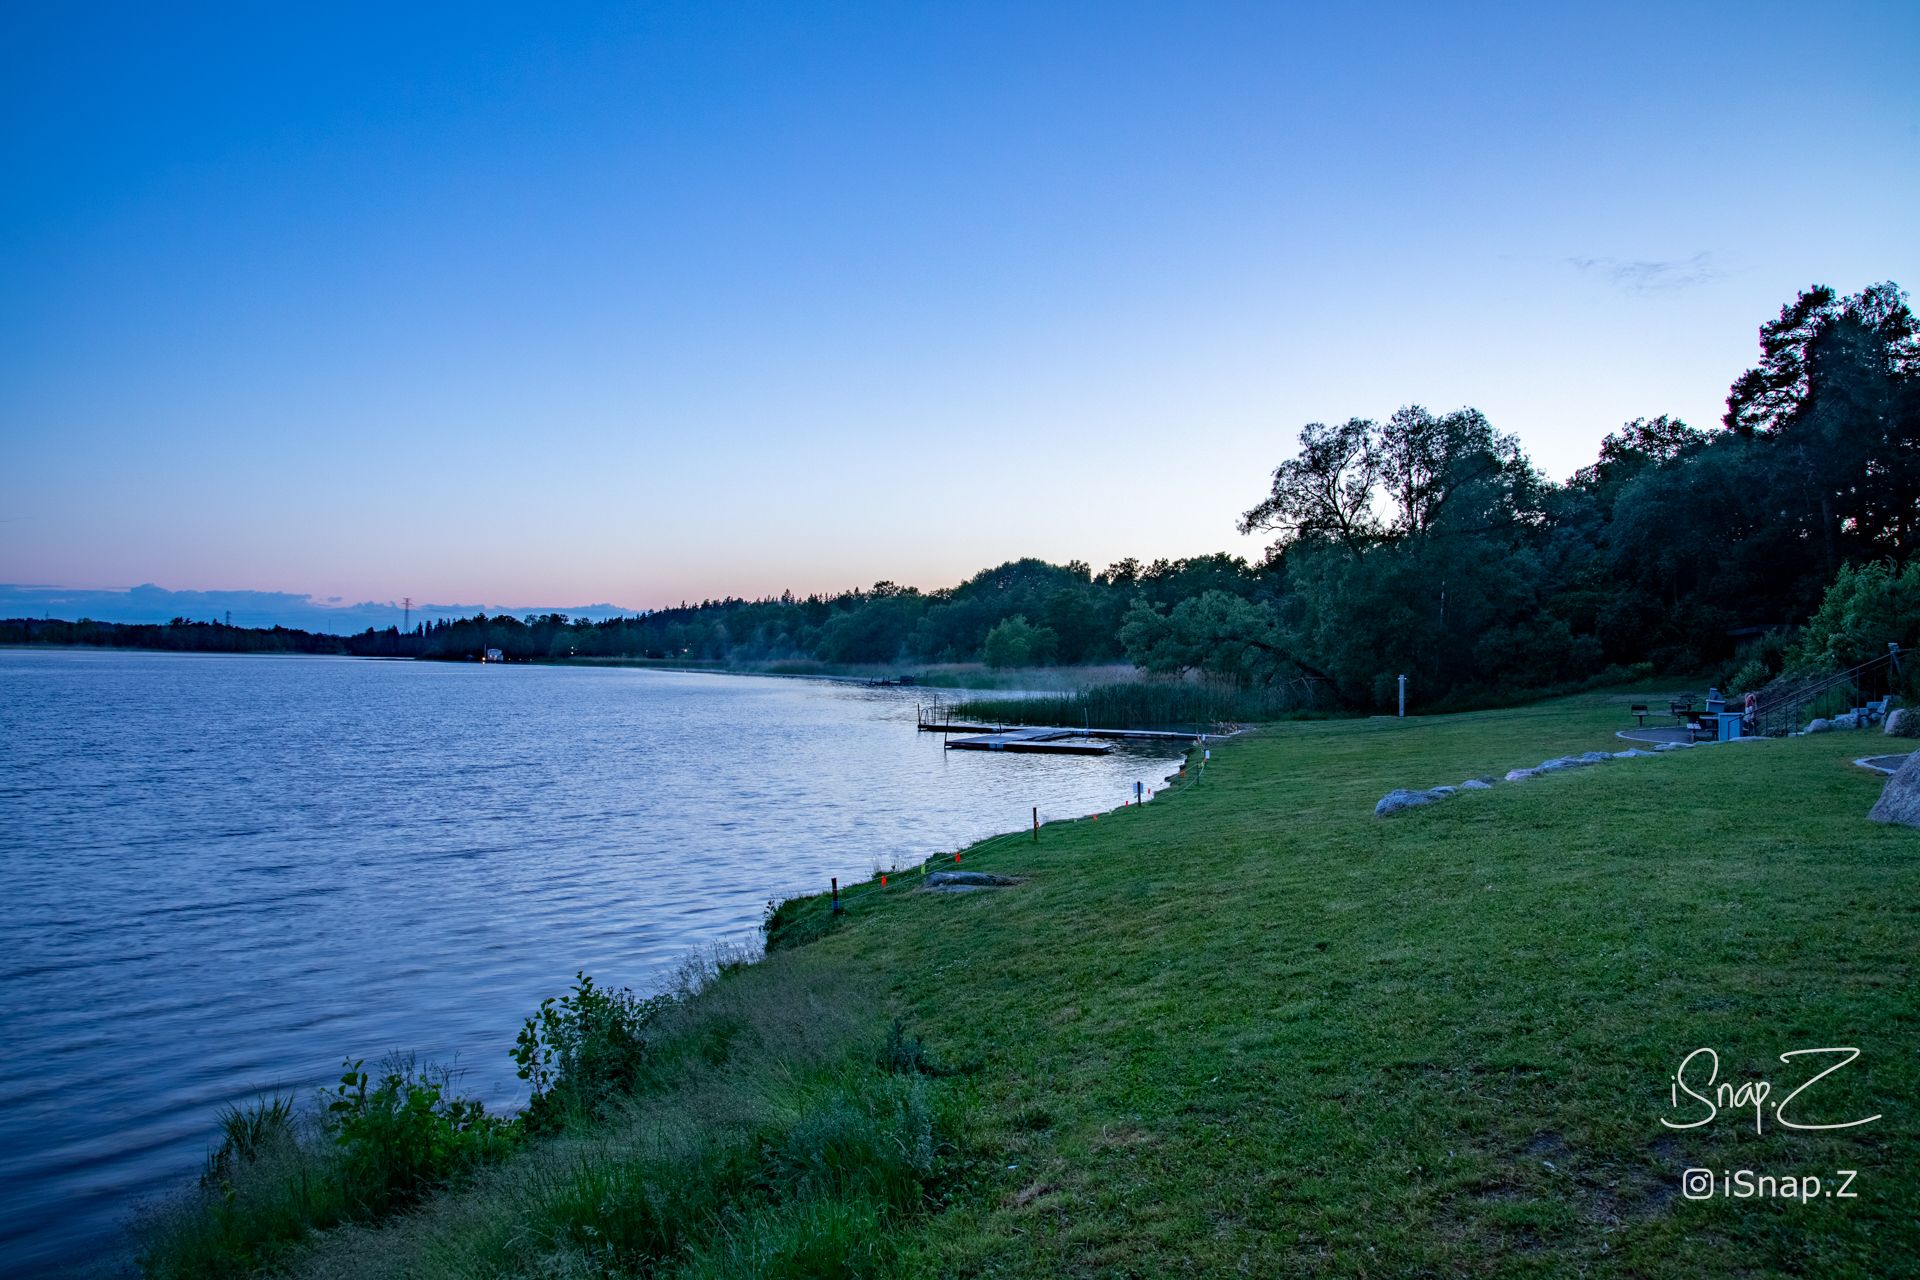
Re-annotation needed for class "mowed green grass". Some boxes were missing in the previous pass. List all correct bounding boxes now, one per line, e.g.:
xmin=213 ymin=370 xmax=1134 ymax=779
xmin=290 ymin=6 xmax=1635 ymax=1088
xmin=789 ymin=693 xmax=1917 ymax=1276
xmin=281 ymin=692 xmax=1918 ymax=1278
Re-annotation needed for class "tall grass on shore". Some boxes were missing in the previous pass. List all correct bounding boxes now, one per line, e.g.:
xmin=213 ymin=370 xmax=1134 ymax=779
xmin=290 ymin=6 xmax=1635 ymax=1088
xmin=137 ymin=957 xmax=965 ymax=1280
xmin=946 ymin=679 xmax=1323 ymax=731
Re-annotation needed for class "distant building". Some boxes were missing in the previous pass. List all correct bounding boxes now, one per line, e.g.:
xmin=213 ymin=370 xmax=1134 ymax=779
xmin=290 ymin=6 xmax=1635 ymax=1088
xmin=484 ymin=648 xmax=504 ymax=663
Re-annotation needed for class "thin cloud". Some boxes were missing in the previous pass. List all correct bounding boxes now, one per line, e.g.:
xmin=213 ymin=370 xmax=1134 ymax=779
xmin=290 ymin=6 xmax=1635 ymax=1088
xmin=1568 ymin=251 xmax=1724 ymax=293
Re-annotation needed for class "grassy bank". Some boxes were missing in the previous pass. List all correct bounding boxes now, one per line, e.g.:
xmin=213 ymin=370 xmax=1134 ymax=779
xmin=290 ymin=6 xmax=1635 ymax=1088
xmin=153 ymin=691 xmax=1918 ymax=1277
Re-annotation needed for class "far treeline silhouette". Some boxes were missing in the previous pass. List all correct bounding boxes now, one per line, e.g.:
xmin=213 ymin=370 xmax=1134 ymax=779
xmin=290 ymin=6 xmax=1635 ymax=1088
xmin=8 ymin=282 xmax=1916 ymax=712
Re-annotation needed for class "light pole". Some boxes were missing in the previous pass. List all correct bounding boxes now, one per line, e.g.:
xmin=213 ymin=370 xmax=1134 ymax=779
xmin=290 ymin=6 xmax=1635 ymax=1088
xmin=1398 ymin=673 xmax=1407 ymax=719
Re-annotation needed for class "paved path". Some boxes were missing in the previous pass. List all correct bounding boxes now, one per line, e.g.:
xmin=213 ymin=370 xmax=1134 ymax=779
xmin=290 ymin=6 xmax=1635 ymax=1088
xmin=1616 ymin=725 xmax=1704 ymax=745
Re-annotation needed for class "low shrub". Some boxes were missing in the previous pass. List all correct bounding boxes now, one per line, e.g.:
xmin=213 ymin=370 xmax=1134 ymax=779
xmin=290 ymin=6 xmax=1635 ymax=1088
xmin=512 ymin=971 xmax=674 ymax=1132
xmin=327 ymin=1056 xmax=516 ymax=1215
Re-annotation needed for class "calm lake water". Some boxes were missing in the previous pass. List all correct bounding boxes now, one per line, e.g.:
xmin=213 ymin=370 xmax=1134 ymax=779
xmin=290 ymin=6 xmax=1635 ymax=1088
xmin=0 ymin=649 xmax=1184 ymax=1274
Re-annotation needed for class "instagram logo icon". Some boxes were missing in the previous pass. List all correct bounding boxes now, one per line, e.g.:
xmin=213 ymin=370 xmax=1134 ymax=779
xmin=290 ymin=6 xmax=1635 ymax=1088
xmin=1682 ymin=1169 xmax=1715 ymax=1200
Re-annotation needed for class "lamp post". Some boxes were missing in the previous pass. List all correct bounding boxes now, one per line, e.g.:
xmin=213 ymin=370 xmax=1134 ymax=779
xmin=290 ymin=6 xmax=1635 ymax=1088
xmin=1398 ymin=673 xmax=1407 ymax=719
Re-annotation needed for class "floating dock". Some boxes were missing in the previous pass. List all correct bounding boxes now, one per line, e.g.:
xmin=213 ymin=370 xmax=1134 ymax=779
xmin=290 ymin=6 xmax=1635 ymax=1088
xmin=924 ymin=715 xmax=1210 ymax=755
xmin=916 ymin=705 xmax=1222 ymax=755
xmin=943 ymin=727 xmax=1117 ymax=755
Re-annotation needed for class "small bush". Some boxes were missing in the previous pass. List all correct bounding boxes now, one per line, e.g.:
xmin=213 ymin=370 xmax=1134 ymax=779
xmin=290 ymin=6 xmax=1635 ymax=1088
xmin=1726 ymin=657 xmax=1772 ymax=697
xmin=327 ymin=1056 xmax=516 ymax=1214
xmin=512 ymin=971 xmax=673 ymax=1132
xmin=141 ymin=1059 xmax=509 ymax=1280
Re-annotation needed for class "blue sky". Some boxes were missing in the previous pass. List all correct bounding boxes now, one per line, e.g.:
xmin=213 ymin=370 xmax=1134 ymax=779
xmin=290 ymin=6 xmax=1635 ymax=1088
xmin=3 ymin=2 xmax=1917 ymax=621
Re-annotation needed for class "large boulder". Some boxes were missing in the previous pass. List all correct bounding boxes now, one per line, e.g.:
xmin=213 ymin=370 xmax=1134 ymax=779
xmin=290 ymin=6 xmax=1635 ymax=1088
xmin=923 ymin=870 xmax=1021 ymax=893
xmin=1805 ymin=718 xmax=1832 ymax=734
xmin=1887 ymin=708 xmax=1920 ymax=738
xmin=1868 ymin=751 xmax=1920 ymax=826
xmin=1375 ymin=788 xmax=1440 ymax=816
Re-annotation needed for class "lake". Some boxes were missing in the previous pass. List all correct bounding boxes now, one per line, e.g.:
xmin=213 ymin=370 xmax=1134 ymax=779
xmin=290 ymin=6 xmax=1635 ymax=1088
xmin=0 ymin=649 xmax=1185 ymax=1275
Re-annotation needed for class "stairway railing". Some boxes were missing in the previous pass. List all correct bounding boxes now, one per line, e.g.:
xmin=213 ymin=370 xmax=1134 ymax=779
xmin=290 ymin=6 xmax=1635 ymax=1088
xmin=1747 ymin=646 xmax=1902 ymax=737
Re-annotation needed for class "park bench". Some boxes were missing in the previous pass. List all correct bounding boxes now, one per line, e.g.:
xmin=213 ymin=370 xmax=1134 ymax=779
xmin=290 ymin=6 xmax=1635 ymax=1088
xmin=1629 ymin=703 xmax=1650 ymax=726
xmin=1668 ymin=699 xmax=1696 ymax=724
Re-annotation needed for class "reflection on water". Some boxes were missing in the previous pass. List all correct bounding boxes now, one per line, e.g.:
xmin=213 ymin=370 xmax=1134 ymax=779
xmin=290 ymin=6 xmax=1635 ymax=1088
xmin=0 ymin=650 xmax=1183 ymax=1274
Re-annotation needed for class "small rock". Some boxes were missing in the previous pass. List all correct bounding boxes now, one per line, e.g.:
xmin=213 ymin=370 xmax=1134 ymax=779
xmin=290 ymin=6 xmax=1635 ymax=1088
xmin=1429 ymin=785 xmax=1458 ymax=796
xmin=1832 ymin=711 xmax=1860 ymax=730
xmin=1460 ymin=779 xmax=1494 ymax=790
xmin=1806 ymin=718 xmax=1832 ymax=734
xmin=1611 ymin=748 xmax=1652 ymax=758
xmin=1375 ymin=788 xmax=1440 ymax=816
xmin=1577 ymin=751 xmax=1612 ymax=764
xmin=1504 ymin=768 xmax=1541 ymax=782
xmin=1653 ymin=743 xmax=1679 ymax=752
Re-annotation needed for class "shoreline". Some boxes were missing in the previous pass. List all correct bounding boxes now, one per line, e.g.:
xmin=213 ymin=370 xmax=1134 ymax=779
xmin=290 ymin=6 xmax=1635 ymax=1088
xmin=134 ymin=686 xmax=1920 ymax=1277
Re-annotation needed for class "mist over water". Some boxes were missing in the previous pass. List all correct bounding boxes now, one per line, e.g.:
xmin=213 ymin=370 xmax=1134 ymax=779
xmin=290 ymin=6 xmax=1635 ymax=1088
xmin=0 ymin=650 xmax=1184 ymax=1275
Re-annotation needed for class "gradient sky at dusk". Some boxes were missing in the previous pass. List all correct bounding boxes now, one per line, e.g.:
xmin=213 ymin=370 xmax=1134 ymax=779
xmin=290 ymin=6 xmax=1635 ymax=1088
xmin=3 ymin=2 xmax=1917 ymax=616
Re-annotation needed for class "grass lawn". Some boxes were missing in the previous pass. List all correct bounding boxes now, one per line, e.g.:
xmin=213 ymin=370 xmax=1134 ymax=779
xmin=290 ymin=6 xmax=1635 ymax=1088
xmin=267 ymin=690 xmax=1917 ymax=1279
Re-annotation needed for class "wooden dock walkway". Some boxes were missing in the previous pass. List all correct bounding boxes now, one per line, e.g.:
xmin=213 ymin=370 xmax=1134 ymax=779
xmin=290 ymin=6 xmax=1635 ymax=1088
xmin=943 ymin=727 xmax=1115 ymax=755
xmin=916 ymin=705 xmax=1221 ymax=755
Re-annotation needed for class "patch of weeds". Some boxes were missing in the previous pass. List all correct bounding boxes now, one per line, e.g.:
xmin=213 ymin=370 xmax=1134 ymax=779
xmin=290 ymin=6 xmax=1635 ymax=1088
xmin=764 ymin=894 xmax=844 ymax=952
xmin=880 ymin=1017 xmax=948 ymax=1077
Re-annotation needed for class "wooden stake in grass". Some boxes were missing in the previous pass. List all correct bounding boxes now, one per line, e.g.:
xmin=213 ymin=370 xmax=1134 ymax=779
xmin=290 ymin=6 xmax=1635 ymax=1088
xmin=1032 ymin=805 xmax=1038 ymax=842
xmin=831 ymin=877 xmax=841 ymax=914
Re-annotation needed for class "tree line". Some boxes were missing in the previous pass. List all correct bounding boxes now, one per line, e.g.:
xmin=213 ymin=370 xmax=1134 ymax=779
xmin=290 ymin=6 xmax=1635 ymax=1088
xmin=0 ymin=616 xmax=422 ymax=657
xmin=9 ymin=282 xmax=1915 ymax=712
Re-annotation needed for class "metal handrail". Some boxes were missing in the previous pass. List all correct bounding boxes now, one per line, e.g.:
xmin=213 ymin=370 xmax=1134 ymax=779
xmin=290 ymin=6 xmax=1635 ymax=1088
xmin=1747 ymin=645 xmax=1901 ymax=737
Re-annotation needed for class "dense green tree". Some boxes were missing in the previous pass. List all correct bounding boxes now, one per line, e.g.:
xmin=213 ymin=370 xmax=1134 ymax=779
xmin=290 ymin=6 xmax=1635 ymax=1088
xmin=982 ymin=615 xmax=1058 ymax=668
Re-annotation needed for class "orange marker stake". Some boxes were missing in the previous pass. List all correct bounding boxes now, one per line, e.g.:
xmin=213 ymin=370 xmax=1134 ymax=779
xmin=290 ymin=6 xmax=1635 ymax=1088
xmin=880 ymin=874 xmax=887 ymax=887
xmin=954 ymin=853 xmax=962 ymax=863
